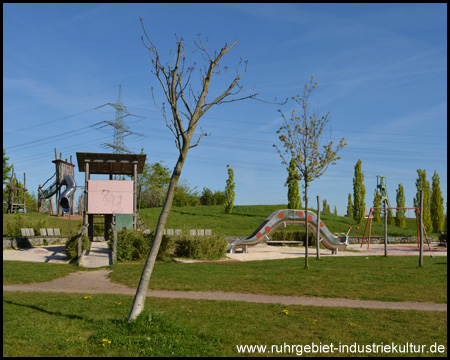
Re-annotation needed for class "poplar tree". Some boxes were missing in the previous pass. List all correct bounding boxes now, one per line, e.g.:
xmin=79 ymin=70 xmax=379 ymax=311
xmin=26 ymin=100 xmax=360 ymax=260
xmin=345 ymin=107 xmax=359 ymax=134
xmin=352 ymin=159 xmax=366 ymax=223
xmin=430 ymin=171 xmax=444 ymax=232
xmin=224 ymin=164 xmax=235 ymax=214
xmin=413 ymin=169 xmax=432 ymax=232
xmin=395 ymin=183 xmax=406 ymax=228
xmin=286 ymin=157 xmax=301 ymax=209
xmin=373 ymin=189 xmax=381 ymax=223
xmin=322 ymin=199 xmax=329 ymax=214
xmin=274 ymin=76 xmax=347 ymax=269
xmin=346 ymin=193 xmax=353 ymax=218
xmin=387 ymin=208 xmax=395 ymax=226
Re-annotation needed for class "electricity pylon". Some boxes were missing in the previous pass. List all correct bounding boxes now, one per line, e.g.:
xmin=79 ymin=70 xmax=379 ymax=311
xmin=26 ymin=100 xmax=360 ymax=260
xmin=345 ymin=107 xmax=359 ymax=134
xmin=103 ymin=85 xmax=132 ymax=154
xmin=103 ymin=85 xmax=133 ymax=179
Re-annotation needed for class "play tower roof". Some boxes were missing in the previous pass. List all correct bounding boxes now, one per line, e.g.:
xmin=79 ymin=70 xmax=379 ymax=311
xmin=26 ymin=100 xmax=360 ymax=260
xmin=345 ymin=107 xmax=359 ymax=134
xmin=76 ymin=152 xmax=146 ymax=175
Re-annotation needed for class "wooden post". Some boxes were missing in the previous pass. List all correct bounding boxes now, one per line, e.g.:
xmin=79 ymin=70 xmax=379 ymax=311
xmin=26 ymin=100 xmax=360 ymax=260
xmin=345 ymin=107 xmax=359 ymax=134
xmin=78 ymin=231 xmax=82 ymax=258
xmin=133 ymin=161 xmax=137 ymax=230
xmin=316 ymin=196 xmax=320 ymax=260
xmin=49 ymin=196 xmax=54 ymax=215
xmin=84 ymin=161 xmax=90 ymax=236
xmin=419 ymin=190 xmax=424 ymax=267
xmin=113 ymin=215 xmax=117 ymax=264
xmin=384 ymin=199 xmax=388 ymax=257
xmin=54 ymin=148 xmax=57 ymax=160
xmin=23 ymin=172 xmax=26 ymax=213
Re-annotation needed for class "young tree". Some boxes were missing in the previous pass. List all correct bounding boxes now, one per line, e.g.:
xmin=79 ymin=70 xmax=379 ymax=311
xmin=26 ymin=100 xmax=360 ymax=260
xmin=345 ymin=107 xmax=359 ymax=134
xmin=387 ymin=208 xmax=395 ymax=226
xmin=333 ymin=206 xmax=338 ymax=216
xmin=128 ymin=19 xmax=279 ymax=322
xmin=346 ymin=193 xmax=353 ymax=218
xmin=140 ymin=161 xmax=171 ymax=208
xmin=395 ymin=183 xmax=406 ymax=228
xmin=286 ymin=157 xmax=301 ymax=209
xmin=430 ymin=171 xmax=444 ymax=233
xmin=322 ymin=199 xmax=331 ymax=214
xmin=213 ymin=190 xmax=226 ymax=206
xmin=224 ymin=164 xmax=235 ymax=214
xmin=173 ymin=179 xmax=200 ymax=207
xmin=352 ymin=159 xmax=366 ymax=223
xmin=200 ymin=187 xmax=215 ymax=206
xmin=3 ymin=149 xmax=13 ymax=187
xmin=372 ymin=189 xmax=381 ymax=223
xmin=274 ymin=76 xmax=347 ymax=269
xmin=413 ymin=169 xmax=432 ymax=232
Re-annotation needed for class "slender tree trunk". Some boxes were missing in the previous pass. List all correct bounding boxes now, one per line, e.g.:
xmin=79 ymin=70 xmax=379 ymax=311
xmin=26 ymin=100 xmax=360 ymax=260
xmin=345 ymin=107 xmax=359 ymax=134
xmin=304 ymin=180 xmax=309 ymax=269
xmin=127 ymin=152 xmax=186 ymax=322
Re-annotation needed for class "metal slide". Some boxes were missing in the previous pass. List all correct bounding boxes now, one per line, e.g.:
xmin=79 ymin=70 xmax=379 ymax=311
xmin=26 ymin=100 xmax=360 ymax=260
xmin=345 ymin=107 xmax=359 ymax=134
xmin=59 ymin=174 xmax=77 ymax=212
xmin=227 ymin=209 xmax=349 ymax=253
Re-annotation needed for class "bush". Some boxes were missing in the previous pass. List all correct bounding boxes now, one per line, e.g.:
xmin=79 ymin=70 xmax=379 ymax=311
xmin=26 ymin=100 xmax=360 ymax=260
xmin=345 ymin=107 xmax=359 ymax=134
xmin=174 ymin=234 xmax=228 ymax=260
xmin=65 ymin=233 xmax=90 ymax=259
xmin=109 ymin=229 xmax=175 ymax=262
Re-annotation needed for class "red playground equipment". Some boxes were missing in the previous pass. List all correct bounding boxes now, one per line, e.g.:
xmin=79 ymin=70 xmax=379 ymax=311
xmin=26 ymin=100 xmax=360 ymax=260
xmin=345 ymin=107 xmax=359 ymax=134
xmin=361 ymin=207 xmax=431 ymax=250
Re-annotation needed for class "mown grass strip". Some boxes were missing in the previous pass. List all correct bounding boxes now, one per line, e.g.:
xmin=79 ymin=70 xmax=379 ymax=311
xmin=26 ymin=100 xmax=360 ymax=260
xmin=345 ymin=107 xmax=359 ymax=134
xmin=5 ymin=255 xmax=445 ymax=303
xmin=2 ymin=261 xmax=81 ymax=285
xmin=107 ymin=256 xmax=447 ymax=303
xmin=3 ymin=292 xmax=447 ymax=357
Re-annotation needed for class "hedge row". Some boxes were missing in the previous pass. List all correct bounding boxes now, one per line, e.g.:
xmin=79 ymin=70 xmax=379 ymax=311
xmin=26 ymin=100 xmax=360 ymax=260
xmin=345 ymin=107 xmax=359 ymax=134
xmin=107 ymin=229 xmax=228 ymax=262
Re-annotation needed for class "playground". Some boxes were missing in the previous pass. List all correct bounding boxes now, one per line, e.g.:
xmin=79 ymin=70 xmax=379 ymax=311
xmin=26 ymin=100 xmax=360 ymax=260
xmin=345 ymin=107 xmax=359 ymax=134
xmin=3 ymin=153 xmax=447 ymax=356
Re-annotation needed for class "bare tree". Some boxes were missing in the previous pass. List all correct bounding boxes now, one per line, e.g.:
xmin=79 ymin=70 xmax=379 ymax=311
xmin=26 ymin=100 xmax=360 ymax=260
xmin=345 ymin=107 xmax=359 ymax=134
xmin=128 ymin=18 xmax=283 ymax=322
xmin=273 ymin=76 xmax=347 ymax=269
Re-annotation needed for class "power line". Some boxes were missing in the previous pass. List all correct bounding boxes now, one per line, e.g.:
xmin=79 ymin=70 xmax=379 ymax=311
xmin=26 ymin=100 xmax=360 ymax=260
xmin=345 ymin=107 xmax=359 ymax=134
xmin=4 ymin=104 xmax=110 ymax=136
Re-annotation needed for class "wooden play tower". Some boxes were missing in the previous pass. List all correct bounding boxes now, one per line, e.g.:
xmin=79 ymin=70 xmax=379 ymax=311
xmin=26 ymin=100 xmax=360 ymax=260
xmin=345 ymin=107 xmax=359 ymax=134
xmin=38 ymin=150 xmax=76 ymax=215
xmin=76 ymin=152 xmax=146 ymax=242
xmin=5 ymin=167 xmax=27 ymax=213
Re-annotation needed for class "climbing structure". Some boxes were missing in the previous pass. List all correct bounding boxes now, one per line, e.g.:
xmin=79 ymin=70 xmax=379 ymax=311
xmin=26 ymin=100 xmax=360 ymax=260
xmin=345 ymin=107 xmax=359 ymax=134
xmin=38 ymin=150 xmax=76 ymax=215
xmin=6 ymin=167 xmax=27 ymax=214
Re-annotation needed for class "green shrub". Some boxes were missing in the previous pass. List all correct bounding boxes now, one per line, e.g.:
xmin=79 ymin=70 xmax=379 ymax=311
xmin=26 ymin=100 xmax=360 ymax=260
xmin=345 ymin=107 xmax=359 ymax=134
xmin=109 ymin=229 xmax=174 ymax=262
xmin=65 ymin=233 xmax=90 ymax=259
xmin=174 ymin=234 xmax=228 ymax=260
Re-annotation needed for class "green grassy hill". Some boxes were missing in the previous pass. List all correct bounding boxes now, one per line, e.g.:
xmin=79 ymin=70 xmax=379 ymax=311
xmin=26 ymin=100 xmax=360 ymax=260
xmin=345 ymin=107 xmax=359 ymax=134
xmin=3 ymin=205 xmax=433 ymax=238
xmin=139 ymin=205 xmax=428 ymax=238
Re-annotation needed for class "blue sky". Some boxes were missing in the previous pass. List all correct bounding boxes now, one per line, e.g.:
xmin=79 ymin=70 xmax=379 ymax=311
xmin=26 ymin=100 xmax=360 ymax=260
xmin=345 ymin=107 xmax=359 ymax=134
xmin=3 ymin=3 xmax=447 ymax=215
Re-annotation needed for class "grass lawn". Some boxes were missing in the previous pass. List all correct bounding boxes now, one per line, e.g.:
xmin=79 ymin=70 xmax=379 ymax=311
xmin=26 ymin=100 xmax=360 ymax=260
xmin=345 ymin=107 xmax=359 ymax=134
xmin=4 ymin=256 xmax=447 ymax=303
xmin=107 ymin=256 xmax=447 ymax=303
xmin=3 ymin=292 xmax=447 ymax=357
xmin=2 ymin=261 xmax=99 ymax=285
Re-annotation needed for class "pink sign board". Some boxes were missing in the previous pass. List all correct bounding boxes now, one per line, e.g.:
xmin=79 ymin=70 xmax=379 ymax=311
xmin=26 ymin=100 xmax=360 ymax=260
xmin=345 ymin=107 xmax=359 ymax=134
xmin=87 ymin=180 xmax=133 ymax=214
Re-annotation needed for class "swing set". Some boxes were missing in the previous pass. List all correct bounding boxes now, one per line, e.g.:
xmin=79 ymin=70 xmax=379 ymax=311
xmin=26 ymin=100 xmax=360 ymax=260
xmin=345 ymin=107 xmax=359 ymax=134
xmin=360 ymin=206 xmax=431 ymax=250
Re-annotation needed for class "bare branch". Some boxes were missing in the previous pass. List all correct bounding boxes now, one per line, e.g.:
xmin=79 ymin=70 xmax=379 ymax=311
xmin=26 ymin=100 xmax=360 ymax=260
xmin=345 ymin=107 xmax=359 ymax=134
xmin=189 ymin=127 xmax=210 ymax=149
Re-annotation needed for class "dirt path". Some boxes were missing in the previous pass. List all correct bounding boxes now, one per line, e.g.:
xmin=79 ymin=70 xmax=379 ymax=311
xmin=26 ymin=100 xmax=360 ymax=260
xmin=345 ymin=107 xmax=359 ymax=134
xmin=3 ymin=270 xmax=446 ymax=312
